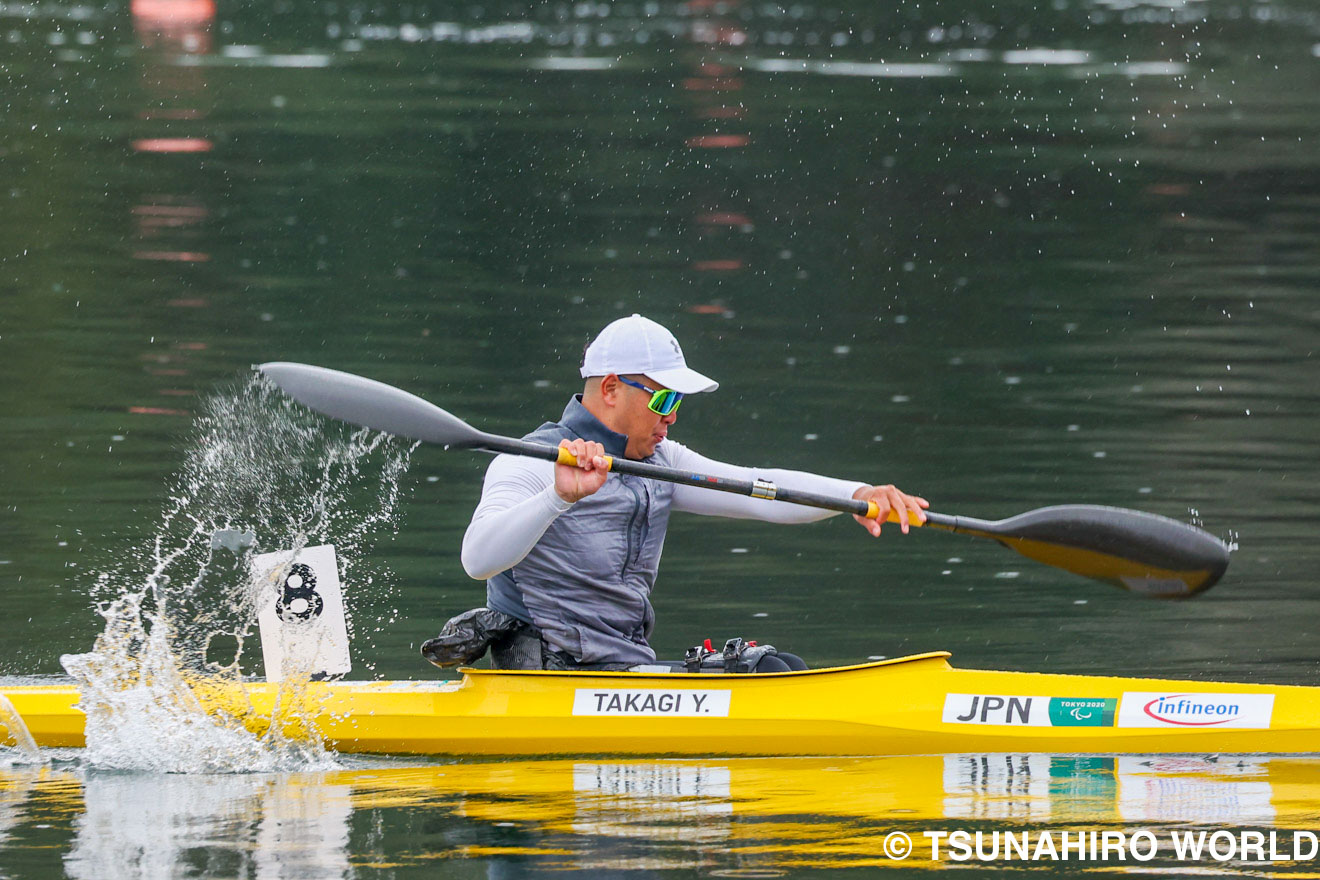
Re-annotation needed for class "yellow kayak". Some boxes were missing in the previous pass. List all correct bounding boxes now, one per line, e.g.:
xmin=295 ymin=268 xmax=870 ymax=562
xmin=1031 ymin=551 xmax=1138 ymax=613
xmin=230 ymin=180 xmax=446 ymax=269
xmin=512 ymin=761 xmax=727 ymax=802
xmin=4 ymin=651 xmax=1318 ymax=756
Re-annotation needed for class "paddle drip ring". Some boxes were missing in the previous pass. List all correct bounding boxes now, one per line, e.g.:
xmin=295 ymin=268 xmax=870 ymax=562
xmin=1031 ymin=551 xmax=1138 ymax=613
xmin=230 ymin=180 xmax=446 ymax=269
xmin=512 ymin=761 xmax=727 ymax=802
xmin=275 ymin=563 xmax=324 ymax=623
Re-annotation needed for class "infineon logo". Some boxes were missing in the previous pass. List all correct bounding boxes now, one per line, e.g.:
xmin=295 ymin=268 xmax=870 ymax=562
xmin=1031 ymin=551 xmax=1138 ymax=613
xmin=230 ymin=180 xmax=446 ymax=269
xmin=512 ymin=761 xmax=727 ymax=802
xmin=1117 ymin=692 xmax=1275 ymax=729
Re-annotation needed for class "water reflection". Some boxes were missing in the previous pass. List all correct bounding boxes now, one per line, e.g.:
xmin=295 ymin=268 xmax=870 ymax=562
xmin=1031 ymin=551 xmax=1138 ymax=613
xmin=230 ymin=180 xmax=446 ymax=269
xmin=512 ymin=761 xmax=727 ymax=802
xmin=129 ymin=0 xmax=216 ymax=420
xmin=64 ymin=772 xmax=352 ymax=880
xmin=11 ymin=755 xmax=1317 ymax=876
xmin=0 ymin=765 xmax=40 ymax=847
xmin=683 ymin=2 xmax=752 ymax=284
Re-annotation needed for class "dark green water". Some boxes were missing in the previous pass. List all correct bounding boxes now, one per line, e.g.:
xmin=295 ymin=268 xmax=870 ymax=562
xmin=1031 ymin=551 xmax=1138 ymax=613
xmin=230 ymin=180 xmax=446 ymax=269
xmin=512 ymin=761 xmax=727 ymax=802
xmin=2 ymin=0 xmax=1320 ymax=875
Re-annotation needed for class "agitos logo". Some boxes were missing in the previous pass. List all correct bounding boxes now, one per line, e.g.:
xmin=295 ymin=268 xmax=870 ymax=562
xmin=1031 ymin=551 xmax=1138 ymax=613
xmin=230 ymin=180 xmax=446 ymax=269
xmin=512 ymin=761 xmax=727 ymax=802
xmin=1143 ymin=694 xmax=1244 ymax=726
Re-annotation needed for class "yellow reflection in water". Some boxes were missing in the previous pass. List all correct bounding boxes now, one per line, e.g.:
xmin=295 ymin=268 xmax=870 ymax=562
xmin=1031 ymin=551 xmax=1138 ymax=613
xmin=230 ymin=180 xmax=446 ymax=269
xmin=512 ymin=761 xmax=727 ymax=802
xmin=340 ymin=754 xmax=1320 ymax=872
xmin=2 ymin=754 xmax=1319 ymax=876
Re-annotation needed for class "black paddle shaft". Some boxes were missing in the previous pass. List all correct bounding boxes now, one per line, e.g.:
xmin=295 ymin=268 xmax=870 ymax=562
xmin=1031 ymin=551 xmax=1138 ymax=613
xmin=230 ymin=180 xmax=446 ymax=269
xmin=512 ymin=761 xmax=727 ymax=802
xmin=495 ymin=434 xmax=1228 ymax=592
xmin=488 ymin=434 xmax=950 ymax=525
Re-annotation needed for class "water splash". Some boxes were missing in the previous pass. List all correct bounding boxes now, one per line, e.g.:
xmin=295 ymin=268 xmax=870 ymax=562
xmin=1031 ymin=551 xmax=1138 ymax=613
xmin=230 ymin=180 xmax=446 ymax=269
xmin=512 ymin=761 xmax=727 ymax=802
xmin=0 ymin=694 xmax=47 ymax=767
xmin=60 ymin=375 xmax=414 ymax=772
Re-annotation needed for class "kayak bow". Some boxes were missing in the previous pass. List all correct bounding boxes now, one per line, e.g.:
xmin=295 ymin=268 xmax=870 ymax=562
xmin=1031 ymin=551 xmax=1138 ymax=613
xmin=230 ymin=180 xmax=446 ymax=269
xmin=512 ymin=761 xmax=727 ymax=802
xmin=5 ymin=653 xmax=1317 ymax=756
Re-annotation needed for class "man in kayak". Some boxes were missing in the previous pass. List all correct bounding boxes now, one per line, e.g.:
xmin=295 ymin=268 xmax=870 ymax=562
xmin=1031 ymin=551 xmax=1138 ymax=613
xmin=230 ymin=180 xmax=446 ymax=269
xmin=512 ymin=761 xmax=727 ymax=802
xmin=450 ymin=314 xmax=928 ymax=671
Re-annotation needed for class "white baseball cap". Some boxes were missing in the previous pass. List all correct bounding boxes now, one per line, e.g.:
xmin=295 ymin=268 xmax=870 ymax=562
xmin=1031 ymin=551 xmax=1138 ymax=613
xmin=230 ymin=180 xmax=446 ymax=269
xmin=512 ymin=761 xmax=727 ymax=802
xmin=580 ymin=314 xmax=719 ymax=394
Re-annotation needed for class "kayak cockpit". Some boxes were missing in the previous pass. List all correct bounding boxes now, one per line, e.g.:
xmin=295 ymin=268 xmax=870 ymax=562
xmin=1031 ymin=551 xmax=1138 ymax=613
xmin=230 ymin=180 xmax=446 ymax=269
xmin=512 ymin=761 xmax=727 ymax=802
xmin=456 ymin=651 xmax=955 ymax=680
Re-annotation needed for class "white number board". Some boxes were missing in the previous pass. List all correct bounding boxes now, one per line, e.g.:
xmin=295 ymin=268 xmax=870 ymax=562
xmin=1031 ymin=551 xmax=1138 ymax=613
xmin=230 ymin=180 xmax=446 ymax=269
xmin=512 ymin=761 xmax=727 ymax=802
xmin=254 ymin=544 xmax=351 ymax=682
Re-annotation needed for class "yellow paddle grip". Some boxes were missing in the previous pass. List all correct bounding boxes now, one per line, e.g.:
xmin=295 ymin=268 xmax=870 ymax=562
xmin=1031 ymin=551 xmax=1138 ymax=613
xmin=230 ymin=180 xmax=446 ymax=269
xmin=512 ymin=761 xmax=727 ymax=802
xmin=866 ymin=501 xmax=924 ymax=526
xmin=555 ymin=446 xmax=614 ymax=471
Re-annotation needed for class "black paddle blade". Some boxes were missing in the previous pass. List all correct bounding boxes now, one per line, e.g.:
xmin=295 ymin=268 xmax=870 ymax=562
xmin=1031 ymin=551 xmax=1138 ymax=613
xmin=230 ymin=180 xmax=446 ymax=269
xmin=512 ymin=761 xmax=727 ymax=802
xmin=945 ymin=505 xmax=1231 ymax=597
xmin=257 ymin=362 xmax=490 ymax=448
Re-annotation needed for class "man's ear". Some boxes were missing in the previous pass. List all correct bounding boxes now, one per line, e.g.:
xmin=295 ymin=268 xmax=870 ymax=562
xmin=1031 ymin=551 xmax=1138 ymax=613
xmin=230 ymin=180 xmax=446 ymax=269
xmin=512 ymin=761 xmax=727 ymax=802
xmin=598 ymin=374 xmax=621 ymax=406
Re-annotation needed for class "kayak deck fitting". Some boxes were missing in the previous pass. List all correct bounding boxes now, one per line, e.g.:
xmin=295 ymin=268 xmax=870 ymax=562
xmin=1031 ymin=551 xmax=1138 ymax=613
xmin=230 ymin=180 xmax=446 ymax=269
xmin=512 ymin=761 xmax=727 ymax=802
xmin=4 ymin=652 xmax=1318 ymax=757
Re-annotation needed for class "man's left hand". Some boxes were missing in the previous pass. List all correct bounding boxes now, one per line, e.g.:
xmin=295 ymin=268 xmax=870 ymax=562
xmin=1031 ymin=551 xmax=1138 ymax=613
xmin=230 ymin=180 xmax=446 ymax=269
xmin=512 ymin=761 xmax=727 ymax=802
xmin=851 ymin=484 xmax=929 ymax=536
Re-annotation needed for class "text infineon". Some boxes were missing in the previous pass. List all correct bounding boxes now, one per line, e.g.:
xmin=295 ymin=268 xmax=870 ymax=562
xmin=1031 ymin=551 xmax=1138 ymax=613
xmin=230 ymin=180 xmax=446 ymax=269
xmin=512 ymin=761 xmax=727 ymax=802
xmin=572 ymin=688 xmax=732 ymax=717
xmin=1116 ymin=692 xmax=1274 ymax=728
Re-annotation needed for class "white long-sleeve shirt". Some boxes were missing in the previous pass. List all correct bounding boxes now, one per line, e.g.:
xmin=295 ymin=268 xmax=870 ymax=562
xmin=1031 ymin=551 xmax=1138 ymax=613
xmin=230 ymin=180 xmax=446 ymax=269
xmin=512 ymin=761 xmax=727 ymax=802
xmin=462 ymin=440 xmax=867 ymax=580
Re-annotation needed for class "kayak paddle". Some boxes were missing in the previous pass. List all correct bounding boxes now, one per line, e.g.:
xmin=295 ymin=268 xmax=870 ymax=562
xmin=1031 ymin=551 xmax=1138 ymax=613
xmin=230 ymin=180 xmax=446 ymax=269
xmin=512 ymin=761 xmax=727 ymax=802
xmin=258 ymin=362 xmax=1231 ymax=597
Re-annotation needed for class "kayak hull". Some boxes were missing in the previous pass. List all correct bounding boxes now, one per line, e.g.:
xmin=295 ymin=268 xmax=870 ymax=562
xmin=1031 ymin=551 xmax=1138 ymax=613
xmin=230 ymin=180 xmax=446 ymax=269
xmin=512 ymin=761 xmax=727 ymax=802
xmin=4 ymin=652 xmax=1319 ymax=756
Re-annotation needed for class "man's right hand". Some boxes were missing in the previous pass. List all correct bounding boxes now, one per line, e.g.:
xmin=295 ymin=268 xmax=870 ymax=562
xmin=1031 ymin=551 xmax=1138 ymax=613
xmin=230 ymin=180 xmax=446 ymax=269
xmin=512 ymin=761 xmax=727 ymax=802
xmin=554 ymin=438 xmax=610 ymax=503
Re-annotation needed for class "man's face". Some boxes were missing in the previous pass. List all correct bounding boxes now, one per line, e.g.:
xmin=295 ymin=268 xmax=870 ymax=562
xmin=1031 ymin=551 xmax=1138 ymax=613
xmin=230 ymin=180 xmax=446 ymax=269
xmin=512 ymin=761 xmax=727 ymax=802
xmin=619 ymin=374 xmax=679 ymax=459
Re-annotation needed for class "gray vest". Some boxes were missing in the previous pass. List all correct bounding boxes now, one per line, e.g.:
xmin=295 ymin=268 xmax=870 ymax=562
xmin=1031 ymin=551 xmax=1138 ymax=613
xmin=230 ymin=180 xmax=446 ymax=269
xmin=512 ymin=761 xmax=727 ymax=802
xmin=485 ymin=396 xmax=675 ymax=665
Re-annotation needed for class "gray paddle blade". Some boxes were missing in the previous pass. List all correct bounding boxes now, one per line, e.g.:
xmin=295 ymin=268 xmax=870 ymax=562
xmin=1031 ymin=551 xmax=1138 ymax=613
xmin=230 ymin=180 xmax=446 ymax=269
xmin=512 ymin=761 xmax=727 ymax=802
xmin=972 ymin=505 xmax=1230 ymax=597
xmin=258 ymin=362 xmax=489 ymax=447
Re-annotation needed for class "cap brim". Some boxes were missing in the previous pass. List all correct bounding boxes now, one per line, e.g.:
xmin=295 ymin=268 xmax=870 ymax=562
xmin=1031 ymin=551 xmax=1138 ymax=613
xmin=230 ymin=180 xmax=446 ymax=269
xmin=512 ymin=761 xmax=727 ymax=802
xmin=647 ymin=366 xmax=718 ymax=394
